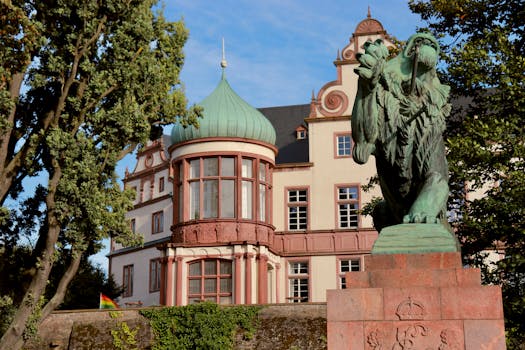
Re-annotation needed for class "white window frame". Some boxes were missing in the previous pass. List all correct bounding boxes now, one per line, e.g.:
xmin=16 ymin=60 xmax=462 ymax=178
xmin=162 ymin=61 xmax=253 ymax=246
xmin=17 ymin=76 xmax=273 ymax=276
xmin=287 ymin=261 xmax=309 ymax=303
xmin=187 ymin=259 xmax=233 ymax=304
xmin=287 ymin=188 xmax=308 ymax=231
xmin=338 ymin=258 xmax=361 ymax=289
xmin=337 ymin=186 xmax=359 ymax=229
xmin=336 ymin=134 xmax=352 ymax=157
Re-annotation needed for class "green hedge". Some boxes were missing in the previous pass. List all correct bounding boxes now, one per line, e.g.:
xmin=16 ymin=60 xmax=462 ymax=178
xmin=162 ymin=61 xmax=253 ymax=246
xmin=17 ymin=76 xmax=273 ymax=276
xmin=140 ymin=302 xmax=261 ymax=350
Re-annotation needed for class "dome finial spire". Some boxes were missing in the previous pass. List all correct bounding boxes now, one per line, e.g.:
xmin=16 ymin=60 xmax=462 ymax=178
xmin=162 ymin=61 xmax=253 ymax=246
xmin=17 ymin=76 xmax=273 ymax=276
xmin=367 ymin=6 xmax=371 ymax=18
xmin=220 ymin=37 xmax=227 ymax=78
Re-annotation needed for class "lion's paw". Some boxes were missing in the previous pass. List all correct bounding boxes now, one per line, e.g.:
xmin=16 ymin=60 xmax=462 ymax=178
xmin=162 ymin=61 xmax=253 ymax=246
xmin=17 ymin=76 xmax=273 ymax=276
xmin=403 ymin=213 xmax=439 ymax=224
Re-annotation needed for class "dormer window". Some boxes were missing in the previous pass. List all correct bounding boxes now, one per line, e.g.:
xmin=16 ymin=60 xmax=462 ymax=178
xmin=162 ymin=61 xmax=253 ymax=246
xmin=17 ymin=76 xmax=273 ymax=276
xmin=295 ymin=126 xmax=307 ymax=140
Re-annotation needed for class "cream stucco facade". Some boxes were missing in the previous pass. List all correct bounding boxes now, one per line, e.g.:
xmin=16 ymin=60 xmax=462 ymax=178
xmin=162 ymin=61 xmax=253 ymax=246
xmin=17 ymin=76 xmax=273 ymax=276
xmin=109 ymin=13 xmax=396 ymax=307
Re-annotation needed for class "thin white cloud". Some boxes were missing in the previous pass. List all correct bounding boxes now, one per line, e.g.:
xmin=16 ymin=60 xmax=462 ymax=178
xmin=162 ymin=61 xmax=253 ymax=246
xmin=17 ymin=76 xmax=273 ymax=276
xmin=167 ymin=0 xmax=423 ymax=107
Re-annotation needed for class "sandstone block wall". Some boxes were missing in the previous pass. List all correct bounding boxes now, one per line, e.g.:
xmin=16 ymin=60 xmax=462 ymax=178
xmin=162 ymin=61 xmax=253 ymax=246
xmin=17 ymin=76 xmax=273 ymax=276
xmin=26 ymin=303 xmax=327 ymax=350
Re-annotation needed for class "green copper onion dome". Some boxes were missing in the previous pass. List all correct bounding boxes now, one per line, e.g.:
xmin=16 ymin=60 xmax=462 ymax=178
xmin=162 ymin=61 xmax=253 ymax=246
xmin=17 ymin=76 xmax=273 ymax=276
xmin=170 ymin=72 xmax=276 ymax=146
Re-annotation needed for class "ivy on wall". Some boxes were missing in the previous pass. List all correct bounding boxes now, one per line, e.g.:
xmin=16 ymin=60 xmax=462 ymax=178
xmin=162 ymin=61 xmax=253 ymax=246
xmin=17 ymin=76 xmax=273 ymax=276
xmin=140 ymin=302 xmax=261 ymax=350
xmin=109 ymin=311 xmax=139 ymax=350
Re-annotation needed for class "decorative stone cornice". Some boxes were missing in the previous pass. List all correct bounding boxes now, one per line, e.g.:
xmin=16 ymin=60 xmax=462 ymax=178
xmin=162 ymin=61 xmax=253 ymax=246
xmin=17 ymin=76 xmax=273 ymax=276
xmin=171 ymin=221 xmax=275 ymax=248
xmin=131 ymin=193 xmax=171 ymax=210
xmin=274 ymin=162 xmax=314 ymax=171
xmin=168 ymin=137 xmax=278 ymax=156
xmin=167 ymin=222 xmax=378 ymax=257
xmin=124 ymin=162 xmax=169 ymax=182
xmin=304 ymin=115 xmax=351 ymax=124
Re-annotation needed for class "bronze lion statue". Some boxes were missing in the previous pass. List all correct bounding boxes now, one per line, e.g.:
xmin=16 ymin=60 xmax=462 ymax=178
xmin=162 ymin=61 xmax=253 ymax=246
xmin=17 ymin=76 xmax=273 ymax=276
xmin=351 ymin=33 xmax=451 ymax=232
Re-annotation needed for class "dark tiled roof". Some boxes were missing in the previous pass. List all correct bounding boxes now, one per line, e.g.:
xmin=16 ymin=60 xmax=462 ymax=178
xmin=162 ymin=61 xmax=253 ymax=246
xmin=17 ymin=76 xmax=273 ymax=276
xmin=258 ymin=104 xmax=310 ymax=164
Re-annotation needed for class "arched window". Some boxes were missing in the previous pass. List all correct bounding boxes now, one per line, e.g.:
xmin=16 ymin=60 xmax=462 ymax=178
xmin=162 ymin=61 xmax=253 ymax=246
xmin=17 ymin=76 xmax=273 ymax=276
xmin=188 ymin=259 xmax=233 ymax=304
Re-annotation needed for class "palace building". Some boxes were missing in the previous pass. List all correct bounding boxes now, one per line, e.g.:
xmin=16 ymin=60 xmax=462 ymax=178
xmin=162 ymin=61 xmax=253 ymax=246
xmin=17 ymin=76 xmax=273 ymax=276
xmin=108 ymin=13 xmax=395 ymax=306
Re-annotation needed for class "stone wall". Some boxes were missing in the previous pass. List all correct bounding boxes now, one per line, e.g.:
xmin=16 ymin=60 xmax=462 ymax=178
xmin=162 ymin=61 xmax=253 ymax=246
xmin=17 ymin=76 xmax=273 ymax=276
xmin=26 ymin=303 xmax=327 ymax=350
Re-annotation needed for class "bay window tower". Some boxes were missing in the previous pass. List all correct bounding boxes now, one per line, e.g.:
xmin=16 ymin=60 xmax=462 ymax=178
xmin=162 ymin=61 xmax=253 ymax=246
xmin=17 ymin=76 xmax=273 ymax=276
xmin=159 ymin=67 xmax=278 ymax=306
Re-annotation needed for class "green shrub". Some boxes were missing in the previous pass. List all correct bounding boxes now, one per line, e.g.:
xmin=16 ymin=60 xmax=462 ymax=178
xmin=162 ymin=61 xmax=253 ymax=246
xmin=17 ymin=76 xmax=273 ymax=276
xmin=0 ymin=295 xmax=15 ymax=337
xmin=140 ymin=302 xmax=261 ymax=350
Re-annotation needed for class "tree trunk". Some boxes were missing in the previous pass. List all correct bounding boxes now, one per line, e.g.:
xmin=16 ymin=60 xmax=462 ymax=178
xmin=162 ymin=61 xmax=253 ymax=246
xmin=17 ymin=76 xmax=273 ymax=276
xmin=0 ymin=72 xmax=24 ymax=204
xmin=0 ymin=168 xmax=62 ymax=350
xmin=0 ymin=226 xmax=59 ymax=350
xmin=41 ymin=251 xmax=83 ymax=318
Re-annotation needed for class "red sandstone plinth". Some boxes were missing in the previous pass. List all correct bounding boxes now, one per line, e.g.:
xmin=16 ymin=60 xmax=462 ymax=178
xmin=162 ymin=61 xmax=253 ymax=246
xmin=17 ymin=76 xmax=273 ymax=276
xmin=327 ymin=252 xmax=506 ymax=349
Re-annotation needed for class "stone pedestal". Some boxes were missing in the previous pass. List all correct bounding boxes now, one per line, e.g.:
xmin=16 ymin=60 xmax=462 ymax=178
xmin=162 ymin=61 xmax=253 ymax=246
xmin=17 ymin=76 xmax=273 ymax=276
xmin=327 ymin=252 xmax=506 ymax=349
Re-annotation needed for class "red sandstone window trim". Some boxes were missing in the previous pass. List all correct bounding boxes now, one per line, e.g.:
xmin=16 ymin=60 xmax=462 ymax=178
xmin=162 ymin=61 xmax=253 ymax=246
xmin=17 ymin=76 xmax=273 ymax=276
xmin=285 ymin=186 xmax=310 ymax=231
xmin=258 ymin=161 xmax=271 ymax=222
xmin=286 ymin=258 xmax=311 ymax=303
xmin=173 ymin=161 xmax=183 ymax=224
xmin=158 ymin=176 xmax=165 ymax=193
xmin=241 ymin=157 xmax=255 ymax=220
xmin=334 ymin=132 xmax=352 ymax=158
xmin=122 ymin=264 xmax=134 ymax=298
xmin=149 ymin=258 xmax=162 ymax=292
xmin=178 ymin=154 xmax=272 ymax=224
xmin=152 ymin=210 xmax=164 ymax=234
xmin=334 ymin=183 xmax=361 ymax=229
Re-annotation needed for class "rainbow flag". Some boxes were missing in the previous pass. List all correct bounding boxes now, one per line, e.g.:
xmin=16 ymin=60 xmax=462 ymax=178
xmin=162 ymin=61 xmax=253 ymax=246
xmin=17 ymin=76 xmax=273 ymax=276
xmin=99 ymin=293 xmax=119 ymax=309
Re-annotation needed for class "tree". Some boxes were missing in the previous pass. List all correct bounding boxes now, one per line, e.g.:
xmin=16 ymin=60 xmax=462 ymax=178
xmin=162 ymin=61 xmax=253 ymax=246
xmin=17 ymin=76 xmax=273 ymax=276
xmin=0 ymin=1 xmax=200 ymax=349
xmin=50 ymin=259 xmax=122 ymax=310
xmin=409 ymin=1 xmax=524 ymax=347
xmin=0 ymin=245 xmax=121 ymax=312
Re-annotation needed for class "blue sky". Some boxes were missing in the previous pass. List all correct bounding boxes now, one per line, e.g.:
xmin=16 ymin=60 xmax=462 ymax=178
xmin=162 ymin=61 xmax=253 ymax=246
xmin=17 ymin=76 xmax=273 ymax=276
xmin=97 ymin=0 xmax=426 ymax=271
xmin=166 ymin=0 xmax=425 ymax=107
